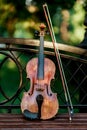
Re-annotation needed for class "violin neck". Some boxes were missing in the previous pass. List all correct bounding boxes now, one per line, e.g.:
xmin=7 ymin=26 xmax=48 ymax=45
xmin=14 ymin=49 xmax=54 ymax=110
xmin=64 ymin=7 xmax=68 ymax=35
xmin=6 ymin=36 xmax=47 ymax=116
xmin=37 ymin=35 xmax=44 ymax=80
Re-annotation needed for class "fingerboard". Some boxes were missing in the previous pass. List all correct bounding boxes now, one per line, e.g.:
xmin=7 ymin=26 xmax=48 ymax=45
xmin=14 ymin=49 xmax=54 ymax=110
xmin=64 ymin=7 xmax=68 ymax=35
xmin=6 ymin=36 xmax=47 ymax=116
xmin=37 ymin=35 xmax=44 ymax=80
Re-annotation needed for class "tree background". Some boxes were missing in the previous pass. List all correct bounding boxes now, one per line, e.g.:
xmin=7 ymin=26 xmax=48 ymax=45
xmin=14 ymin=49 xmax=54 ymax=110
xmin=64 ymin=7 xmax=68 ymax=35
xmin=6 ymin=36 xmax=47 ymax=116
xmin=0 ymin=0 xmax=86 ymax=45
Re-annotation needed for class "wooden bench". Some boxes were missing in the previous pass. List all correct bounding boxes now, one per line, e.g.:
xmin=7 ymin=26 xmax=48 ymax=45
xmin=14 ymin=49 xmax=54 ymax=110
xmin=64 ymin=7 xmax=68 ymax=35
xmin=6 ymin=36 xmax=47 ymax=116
xmin=0 ymin=113 xmax=87 ymax=129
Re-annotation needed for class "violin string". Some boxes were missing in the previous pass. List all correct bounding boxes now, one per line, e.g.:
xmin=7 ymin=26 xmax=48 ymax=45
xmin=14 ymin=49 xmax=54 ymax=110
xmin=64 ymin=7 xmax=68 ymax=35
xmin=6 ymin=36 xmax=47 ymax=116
xmin=43 ymin=3 xmax=73 ymax=119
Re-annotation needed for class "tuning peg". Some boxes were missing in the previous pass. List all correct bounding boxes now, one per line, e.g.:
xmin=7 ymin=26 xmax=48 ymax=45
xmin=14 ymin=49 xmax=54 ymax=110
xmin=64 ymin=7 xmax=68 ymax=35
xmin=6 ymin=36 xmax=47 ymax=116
xmin=34 ymin=30 xmax=39 ymax=36
xmin=45 ymin=30 xmax=50 ymax=35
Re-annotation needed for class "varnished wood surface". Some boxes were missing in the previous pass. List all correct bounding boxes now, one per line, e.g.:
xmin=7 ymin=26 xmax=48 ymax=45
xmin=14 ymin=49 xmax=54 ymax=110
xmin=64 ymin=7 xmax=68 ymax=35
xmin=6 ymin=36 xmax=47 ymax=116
xmin=0 ymin=113 xmax=87 ymax=129
xmin=0 ymin=37 xmax=87 ymax=56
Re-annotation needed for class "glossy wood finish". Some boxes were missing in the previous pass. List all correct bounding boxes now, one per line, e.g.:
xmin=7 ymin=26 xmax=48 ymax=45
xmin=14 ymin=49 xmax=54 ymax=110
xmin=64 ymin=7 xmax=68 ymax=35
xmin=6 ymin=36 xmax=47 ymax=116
xmin=0 ymin=37 xmax=87 ymax=56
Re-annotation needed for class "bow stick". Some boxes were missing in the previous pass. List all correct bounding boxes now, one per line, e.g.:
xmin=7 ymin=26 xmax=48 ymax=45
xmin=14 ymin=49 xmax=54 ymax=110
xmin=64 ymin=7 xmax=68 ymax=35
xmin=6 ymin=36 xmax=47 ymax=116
xmin=43 ymin=3 xmax=74 ymax=121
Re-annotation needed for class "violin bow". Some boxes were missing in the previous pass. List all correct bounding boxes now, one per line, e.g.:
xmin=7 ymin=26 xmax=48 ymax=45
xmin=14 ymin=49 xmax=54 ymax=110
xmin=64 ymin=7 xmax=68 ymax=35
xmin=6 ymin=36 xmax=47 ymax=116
xmin=43 ymin=3 xmax=73 ymax=121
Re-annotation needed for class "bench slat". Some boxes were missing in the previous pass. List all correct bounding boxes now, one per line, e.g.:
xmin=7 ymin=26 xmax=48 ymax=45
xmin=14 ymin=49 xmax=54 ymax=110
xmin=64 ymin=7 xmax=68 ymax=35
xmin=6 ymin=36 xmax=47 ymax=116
xmin=0 ymin=113 xmax=87 ymax=129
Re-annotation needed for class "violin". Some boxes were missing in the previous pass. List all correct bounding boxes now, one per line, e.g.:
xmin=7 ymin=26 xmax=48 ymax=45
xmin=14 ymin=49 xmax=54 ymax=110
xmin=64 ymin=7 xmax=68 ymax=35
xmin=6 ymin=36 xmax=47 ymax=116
xmin=21 ymin=23 xmax=59 ymax=120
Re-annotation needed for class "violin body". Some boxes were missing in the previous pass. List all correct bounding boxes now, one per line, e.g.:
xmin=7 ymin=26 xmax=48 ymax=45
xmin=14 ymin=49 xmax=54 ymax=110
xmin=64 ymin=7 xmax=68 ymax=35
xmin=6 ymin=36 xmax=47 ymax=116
xmin=21 ymin=58 xmax=59 ymax=119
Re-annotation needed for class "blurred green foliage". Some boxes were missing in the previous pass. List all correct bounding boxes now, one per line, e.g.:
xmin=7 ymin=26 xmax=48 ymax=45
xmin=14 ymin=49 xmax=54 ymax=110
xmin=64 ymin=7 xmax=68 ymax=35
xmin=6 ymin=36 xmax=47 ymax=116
xmin=0 ymin=0 xmax=86 ymax=45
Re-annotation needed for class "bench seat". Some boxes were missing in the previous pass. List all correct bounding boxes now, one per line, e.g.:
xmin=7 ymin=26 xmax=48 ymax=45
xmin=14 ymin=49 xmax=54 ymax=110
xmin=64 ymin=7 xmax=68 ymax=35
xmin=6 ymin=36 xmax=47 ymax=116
xmin=0 ymin=113 xmax=87 ymax=129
